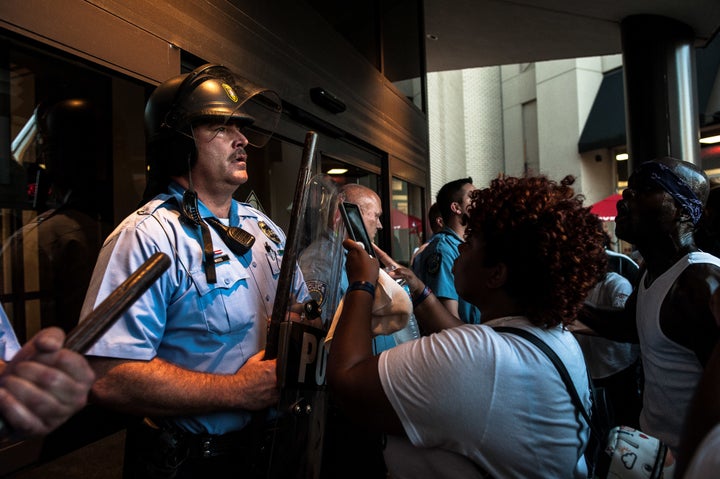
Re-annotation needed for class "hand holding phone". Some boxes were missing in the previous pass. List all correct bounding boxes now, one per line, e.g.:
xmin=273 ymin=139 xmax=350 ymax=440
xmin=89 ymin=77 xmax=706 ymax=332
xmin=340 ymin=201 xmax=374 ymax=257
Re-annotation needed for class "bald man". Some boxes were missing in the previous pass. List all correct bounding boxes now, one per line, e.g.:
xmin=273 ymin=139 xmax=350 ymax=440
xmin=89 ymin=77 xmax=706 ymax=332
xmin=341 ymin=183 xmax=383 ymax=242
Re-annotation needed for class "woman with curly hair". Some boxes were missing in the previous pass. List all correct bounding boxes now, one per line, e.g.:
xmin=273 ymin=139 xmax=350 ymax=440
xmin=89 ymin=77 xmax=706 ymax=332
xmin=327 ymin=174 xmax=607 ymax=478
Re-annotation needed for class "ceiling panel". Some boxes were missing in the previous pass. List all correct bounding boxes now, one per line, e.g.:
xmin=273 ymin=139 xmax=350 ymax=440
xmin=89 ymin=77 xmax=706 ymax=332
xmin=424 ymin=0 xmax=720 ymax=71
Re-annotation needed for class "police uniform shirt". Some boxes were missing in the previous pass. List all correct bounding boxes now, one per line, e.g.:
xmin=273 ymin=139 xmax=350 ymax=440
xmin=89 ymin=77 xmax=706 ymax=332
xmin=82 ymin=181 xmax=308 ymax=434
xmin=412 ymin=227 xmax=480 ymax=325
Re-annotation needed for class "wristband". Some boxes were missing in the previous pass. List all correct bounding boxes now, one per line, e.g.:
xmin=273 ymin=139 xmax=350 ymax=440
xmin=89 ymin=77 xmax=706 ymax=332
xmin=412 ymin=285 xmax=432 ymax=308
xmin=347 ymin=281 xmax=376 ymax=298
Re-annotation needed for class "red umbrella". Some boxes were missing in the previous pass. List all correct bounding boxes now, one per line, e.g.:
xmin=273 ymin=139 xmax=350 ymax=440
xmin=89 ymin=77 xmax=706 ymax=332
xmin=391 ymin=208 xmax=423 ymax=234
xmin=591 ymin=193 xmax=623 ymax=221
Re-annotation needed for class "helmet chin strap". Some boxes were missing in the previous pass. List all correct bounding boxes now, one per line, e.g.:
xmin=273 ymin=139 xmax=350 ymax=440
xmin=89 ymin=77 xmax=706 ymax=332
xmin=179 ymin=126 xmax=254 ymax=283
xmin=180 ymin=126 xmax=218 ymax=282
xmin=188 ymin=125 xmax=197 ymax=192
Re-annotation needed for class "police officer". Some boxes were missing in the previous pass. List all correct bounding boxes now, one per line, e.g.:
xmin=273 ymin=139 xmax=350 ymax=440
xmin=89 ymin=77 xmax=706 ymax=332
xmin=412 ymin=177 xmax=481 ymax=324
xmin=81 ymin=64 xmax=307 ymax=478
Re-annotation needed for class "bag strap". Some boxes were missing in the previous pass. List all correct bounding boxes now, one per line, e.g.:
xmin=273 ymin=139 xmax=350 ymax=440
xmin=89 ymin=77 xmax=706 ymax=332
xmin=493 ymin=326 xmax=601 ymax=441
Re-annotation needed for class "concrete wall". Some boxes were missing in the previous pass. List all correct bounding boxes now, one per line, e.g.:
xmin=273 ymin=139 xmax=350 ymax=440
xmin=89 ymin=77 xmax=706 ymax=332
xmin=429 ymin=54 xmax=625 ymax=203
xmin=427 ymin=67 xmax=503 ymax=198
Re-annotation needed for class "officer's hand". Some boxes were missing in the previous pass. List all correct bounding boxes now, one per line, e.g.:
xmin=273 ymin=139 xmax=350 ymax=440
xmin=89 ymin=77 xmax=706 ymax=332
xmin=0 ymin=327 xmax=95 ymax=438
xmin=235 ymin=350 xmax=279 ymax=410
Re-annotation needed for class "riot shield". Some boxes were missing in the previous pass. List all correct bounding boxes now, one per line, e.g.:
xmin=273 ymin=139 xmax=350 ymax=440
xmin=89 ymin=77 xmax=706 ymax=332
xmin=263 ymin=133 xmax=346 ymax=479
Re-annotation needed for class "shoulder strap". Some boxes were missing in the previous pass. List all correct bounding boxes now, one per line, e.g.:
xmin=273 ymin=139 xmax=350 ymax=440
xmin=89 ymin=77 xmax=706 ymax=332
xmin=493 ymin=326 xmax=599 ymax=439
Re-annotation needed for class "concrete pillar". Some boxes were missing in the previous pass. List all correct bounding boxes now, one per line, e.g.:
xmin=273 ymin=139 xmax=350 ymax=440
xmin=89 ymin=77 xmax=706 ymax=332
xmin=621 ymin=15 xmax=699 ymax=171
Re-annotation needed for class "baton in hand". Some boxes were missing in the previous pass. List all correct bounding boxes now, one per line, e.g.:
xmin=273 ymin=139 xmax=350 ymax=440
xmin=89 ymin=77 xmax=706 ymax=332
xmin=0 ymin=252 xmax=170 ymax=437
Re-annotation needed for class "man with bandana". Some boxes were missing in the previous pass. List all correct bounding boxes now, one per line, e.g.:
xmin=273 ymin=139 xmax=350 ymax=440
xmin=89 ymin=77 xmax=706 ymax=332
xmin=580 ymin=157 xmax=720 ymax=469
xmin=81 ymin=65 xmax=307 ymax=478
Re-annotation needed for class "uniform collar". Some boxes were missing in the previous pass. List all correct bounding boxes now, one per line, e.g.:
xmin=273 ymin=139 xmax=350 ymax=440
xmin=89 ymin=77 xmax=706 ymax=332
xmin=168 ymin=181 xmax=253 ymax=227
xmin=438 ymin=226 xmax=464 ymax=242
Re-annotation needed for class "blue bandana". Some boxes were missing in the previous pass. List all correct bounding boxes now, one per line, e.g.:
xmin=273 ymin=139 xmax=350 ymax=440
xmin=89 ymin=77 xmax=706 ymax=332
xmin=634 ymin=161 xmax=704 ymax=225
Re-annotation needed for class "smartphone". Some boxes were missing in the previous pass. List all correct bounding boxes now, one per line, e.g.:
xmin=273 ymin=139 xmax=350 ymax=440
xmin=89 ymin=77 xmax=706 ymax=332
xmin=340 ymin=201 xmax=374 ymax=257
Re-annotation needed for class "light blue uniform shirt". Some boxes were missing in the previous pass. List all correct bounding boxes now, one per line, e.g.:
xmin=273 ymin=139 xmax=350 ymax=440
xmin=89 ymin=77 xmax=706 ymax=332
xmin=0 ymin=307 xmax=20 ymax=361
xmin=83 ymin=182 xmax=308 ymax=434
xmin=412 ymin=227 xmax=481 ymax=325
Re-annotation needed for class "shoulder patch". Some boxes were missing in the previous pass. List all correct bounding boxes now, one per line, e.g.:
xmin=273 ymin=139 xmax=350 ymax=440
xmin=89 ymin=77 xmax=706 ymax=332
xmin=426 ymin=251 xmax=442 ymax=275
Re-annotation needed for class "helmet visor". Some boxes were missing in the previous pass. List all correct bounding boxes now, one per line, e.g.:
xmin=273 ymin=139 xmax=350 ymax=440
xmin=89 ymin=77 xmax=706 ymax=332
xmin=179 ymin=64 xmax=282 ymax=148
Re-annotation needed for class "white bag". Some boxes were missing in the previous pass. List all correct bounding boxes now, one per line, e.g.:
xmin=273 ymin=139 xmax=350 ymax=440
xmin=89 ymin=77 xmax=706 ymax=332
xmin=324 ymin=268 xmax=412 ymax=349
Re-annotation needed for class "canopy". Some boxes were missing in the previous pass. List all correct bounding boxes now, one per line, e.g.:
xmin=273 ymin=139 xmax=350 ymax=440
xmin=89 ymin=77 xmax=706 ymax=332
xmin=590 ymin=193 xmax=623 ymax=221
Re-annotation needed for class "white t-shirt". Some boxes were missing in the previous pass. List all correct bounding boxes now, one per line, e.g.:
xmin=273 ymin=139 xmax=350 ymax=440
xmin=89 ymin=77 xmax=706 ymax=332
xmin=378 ymin=316 xmax=590 ymax=479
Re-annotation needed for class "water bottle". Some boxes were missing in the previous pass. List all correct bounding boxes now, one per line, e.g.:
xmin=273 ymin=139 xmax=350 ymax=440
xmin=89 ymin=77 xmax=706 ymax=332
xmin=393 ymin=283 xmax=421 ymax=344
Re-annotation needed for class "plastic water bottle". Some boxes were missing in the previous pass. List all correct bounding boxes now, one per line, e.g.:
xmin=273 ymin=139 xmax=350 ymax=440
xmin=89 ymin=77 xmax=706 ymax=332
xmin=393 ymin=283 xmax=421 ymax=344
xmin=393 ymin=313 xmax=421 ymax=344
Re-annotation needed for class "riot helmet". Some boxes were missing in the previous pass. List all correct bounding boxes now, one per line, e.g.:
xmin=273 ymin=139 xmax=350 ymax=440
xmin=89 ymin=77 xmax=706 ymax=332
xmin=143 ymin=64 xmax=282 ymax=197
xmin=146 ymin=63 xmax=281 ymax=147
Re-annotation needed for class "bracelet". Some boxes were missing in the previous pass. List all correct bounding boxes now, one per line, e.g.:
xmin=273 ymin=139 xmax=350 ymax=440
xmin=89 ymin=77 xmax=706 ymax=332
xmin=412 ymin=285 xmax=432 ymax=308
xmin=346 ymin=281 xmax=376 ymax=298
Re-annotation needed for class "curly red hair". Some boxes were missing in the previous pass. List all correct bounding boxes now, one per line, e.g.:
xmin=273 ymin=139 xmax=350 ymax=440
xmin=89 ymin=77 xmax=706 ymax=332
xmin=467 ymin=175 xmax=607 ymax=327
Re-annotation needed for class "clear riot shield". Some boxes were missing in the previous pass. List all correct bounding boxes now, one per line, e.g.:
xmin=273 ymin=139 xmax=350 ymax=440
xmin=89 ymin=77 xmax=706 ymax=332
xmin=263 ymin=133 xmax=346 ymax=479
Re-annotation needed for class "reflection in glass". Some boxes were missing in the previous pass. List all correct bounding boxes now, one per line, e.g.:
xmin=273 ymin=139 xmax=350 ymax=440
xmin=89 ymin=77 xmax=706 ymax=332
xmin=391 ymin=177 xmax=424 ymax=266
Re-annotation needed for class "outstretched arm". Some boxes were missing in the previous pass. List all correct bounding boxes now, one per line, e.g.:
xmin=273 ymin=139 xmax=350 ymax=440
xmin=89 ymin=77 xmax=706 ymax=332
xmin=0 ymin=327 xmax=95 ymax=439
xmin=327 ymin=239 xmax=404 ymax=435
xmin=574 ymin=289 xmax=639 ymax=343
xmin=373 ymin=244 xmax=463 ymax=334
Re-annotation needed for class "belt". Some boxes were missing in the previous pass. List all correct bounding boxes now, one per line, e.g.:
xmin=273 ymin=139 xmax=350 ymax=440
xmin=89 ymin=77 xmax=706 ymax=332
xmin=186 ymin=428 xmax=255 ymax=458
xmin=144 ymin=417 xmax=256 ymax=459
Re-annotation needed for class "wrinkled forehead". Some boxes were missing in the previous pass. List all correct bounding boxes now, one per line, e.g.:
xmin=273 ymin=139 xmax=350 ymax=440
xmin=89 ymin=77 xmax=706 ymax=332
xmin=362 ymin=196 xmax=382 ymax=215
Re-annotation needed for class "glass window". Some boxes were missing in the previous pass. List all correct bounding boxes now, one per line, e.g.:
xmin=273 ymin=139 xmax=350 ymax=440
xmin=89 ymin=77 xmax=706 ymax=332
xmin=234 ymin=137 xmax=305 ymax=234
xmin=390 ymin=177 xmax=424 ymax=266
xmin=0 ymin=35 xmax=149 ymax=343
